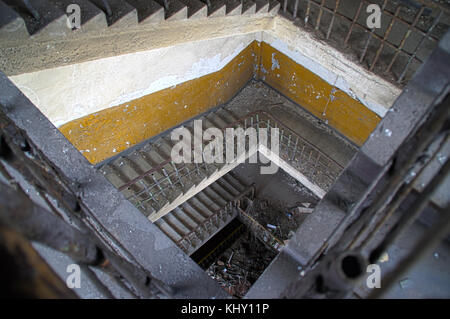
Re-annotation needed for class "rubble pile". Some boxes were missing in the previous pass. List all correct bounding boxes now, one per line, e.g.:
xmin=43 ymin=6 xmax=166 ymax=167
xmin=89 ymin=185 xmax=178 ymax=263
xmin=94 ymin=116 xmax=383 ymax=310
xmin=206 ymin=230 xmax=276 ymax=298
xmin=205 ymin=198 xmax=316 ymax=298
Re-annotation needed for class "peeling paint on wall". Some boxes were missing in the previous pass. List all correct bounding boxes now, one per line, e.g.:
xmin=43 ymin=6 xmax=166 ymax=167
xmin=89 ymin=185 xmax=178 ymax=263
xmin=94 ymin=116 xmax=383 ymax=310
xmin=59 ymin=42 xmax=259 ymax=164
xmin=9 ymin=33 xmax=259 ymax=127
xmin=265 ymin=17 xmax=401 ymax=117
xmin=59 ymin=40 xmax=381 ymax=164
xmin=7 ymin=18 xmax=403 ymax=164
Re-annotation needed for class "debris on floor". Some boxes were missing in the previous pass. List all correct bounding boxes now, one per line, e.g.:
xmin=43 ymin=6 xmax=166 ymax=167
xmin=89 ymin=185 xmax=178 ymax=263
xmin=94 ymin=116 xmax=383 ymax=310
xmin=206 ymin=229 xmax=277 ymax=298
xmin=292 ymin=206 xmax=314 ymax=214
xmin=399 ymin=278 xmax=412 ymax=289
xmin=247 ymin=198 xmax=316 ymax=242
xmin=202 ymin=181 xmax=317 ymax=298
xmin=379 ymin=252 xmax=389 ymax=263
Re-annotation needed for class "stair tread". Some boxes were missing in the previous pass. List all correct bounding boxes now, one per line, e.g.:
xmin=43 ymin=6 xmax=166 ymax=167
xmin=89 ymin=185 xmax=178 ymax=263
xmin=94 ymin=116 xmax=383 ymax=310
xmin=125 ymin=0 xmax=165 ymax=24
xmin=3 ymin=0 xmax=68 ymax=36
xmin=161 ymin=216 xmax=187 ymax=237
xmin=154 ymin=0 xmax=188 ymax=20
xmin=49 ymin=0 xmax=108 ymax=31
xmin=217 ymin=177 xmax=240 ymax=195
xmin=156 ymin=219 xmax=183 ymax=241
xmin=202 ymin=187 xmax=228 ymax=206
xmin=225 ymin=0 xmax=242 ymax=15
xmin=210 ymin=182 xmax=234 ymax=201
xmin=90 ymin=0 xmax=138 ymax=27
xmin=175 ymin=206 xmax=205 ymax=225
xmin=254 ymin=0 xmax=270 ymax=13
xmin=201 ymin=0 xmax=226 ymax=17
xmin=242 ymin=0 xmax=257 ymax=15
xmin=223 ymin=173 xmax=246 ymax=192
xmin=0 ymin=0 xmax=29 ymax=39
xmin=179 ymin=0 xmax=207 ymax=19
xmin=268 ymin=0 xmax=281 ymax=13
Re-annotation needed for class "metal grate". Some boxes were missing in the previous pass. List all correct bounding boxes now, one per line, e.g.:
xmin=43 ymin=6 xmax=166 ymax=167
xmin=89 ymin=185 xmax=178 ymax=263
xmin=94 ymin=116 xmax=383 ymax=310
xmin=244 ymin=111 xmax=343 ymax=191
xmin=280 ymin=0 xmax=449 ymax=85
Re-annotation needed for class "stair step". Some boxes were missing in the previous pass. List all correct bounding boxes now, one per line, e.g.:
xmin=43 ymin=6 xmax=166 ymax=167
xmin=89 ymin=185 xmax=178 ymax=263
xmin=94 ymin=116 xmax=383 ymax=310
xmin=155 ymin=218 xmax=183 ymax=241
xmin=183 ymin=199 xmax=210 ymax=219
xmin=125 ymin=0 xmax=165 ymax=24
xmin=174 ymin=206 xmax=204 ymax=225
xmin=154 ymin=0 xmax=188 ymax=21
xmin=189 ymin=195 xmax=215 ymax=217
xmin=3 ymin=0 xmax=68 ymax=37
xmin=225 ymin=0 xmax=242 ymax=16
xmin=0 ymin=0 xmax=29 ymax=40
xmin=223 ymin=172 xmax=246 ymax=193
xmin=117 ymin=156 xmax=167 ymax=211
xmin=210 ymin=182 xmax=235 ymax=201
xmin=192 ymin=192 xmax=220 ymax=212
xmin=170 ymin=208 xmax=197 ymax=232
xmin=162 ymin=215 xmax=189 ymax=237
xmin=101 ymin=163 xmax=128 ymax=188
xmin=111 ymin=156 xmax=140 ymax=180
xmin=183 ymin=123 xmax=222 ymax=175
xmin=90 ymin=0 xmax=138 ymax=27
xmin=103 ymin=161 xmax=159 ymax=214
xmin=254 ymin=0 xmax=270 ymax=13
xmin=216 ymin=176 xmax=240 ymax=196
xmin=166 ymin=213 xmax=192 ymax=235
xmin=218 ymin=108 xmax=240 ymax=124
xmin=201 ymin=0 xmax=226 ymax=17
xmin=143 ymin=149 xmax=184 ymax=198
xmin=268 ymin=0 xmax=281 ymax=13
xmin=206 ymin=113 xmax=229 ymax=129
xmin=202 ymin=186 xmax=227 ymax=206
xmin=154 ymin=175 xmax=247 ymax=254
xmin=158 ymin=137 xmax=202 ymax=179
xmin=49 ymin=0 xmax=108 ymax=32
xmin=184 ymin=199 xmax=221 ymax=230
xmin=242 ymin=0 xmax=257 ymax=15
xmin=179 ymin=0 xmax=207 ymax=19
xmin=129 ymin=150 xmax=175 ymax=196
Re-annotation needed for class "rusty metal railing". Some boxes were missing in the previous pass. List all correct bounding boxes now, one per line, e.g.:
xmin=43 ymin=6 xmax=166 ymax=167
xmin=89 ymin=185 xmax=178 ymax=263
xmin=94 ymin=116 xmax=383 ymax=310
xmin=175 ymin=185 xmax=255 ymax=254
xmin=281 ymin=0 xmax=449 ymax=85
xmin=106 ymin=110 xmax=343 ymax=219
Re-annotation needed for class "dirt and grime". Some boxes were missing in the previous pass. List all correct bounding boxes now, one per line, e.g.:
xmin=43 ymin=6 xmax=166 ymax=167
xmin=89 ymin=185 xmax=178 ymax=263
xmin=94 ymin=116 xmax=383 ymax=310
xmin=206 ymin=228 xmax=277 ymax=298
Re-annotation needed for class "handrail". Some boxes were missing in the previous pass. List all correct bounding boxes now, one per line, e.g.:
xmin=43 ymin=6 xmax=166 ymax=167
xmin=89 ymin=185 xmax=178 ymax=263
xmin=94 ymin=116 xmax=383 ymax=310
xmin=117 ymin=110 xmax=342 ymax=191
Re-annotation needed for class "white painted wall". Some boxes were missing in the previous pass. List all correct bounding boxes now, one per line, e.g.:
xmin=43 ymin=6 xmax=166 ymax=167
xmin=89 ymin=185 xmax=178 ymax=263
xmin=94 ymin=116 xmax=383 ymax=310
xmin=8 ymin=16 xmax=400 ymax=127
xmin=9 ymin=32 xmax=262 ymax=127
xmin=266 ymin=17 xmax=402 ymax=117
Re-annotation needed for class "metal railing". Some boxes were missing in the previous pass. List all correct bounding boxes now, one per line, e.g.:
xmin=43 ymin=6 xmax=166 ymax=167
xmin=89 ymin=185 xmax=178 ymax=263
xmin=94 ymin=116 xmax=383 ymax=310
xmin=107 ymin=110 xmax=343 ymax=220
xmin=281 ymin=0 xmax=449 ymax=85
xmin=175 ymin=185 xmax=255 ymax=254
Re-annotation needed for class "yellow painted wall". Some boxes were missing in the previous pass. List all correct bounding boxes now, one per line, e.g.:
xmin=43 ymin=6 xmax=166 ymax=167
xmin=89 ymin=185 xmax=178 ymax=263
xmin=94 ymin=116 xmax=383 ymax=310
xmin=60 ymin=41 xmax=381 ymax=165
xmin=60 ymin=42 xmax=259 ymax=164
xmin=258 ymin=42 xmax=380 ymax=146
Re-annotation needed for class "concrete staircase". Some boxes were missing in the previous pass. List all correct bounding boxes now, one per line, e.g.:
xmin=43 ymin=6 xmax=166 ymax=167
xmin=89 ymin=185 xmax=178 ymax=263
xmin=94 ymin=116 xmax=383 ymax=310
xmin=99 ymin=107 xmax=343 ymax=223
xmin=100 ymin=107 xmax=251 ymax=222
xmin=155 ymin=172 xmax=253 ymax=255
xmin=0 ymin=0 xmax=281 ymax=38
